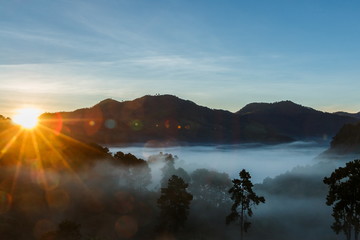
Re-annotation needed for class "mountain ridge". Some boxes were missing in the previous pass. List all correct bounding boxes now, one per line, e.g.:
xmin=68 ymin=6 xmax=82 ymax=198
xmin=236 ymin=100 xmax=357 ymax=140
xmin=39 ymin=95 xmax=292 ymax=145
xmin=333 ymin=111 xmax=360 ymax=119
xmin=37 ymin=95 xmax=358 ymax=145
xmin=236 ymin=100 xmax=315 ymax=115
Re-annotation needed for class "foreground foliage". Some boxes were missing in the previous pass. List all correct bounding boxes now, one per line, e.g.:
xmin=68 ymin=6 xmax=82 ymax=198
xmin=157 ymin=175 xmax=193 ymax=233
xmin=324 ymin=159 xmax=360 ymax=240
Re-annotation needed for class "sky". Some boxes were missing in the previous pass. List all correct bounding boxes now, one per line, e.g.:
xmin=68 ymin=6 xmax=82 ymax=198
xmin=1 ymin=0 xmax=360 ymax=117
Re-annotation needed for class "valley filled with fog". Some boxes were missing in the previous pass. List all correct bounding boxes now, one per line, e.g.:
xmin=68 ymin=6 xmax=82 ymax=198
xmin=109 ymin=141 xmax=349 ymax=240
xmin=110 ymin=141 xmax=329 ymax=183
xmin=0 ymin=131 xmax=353 ymax=240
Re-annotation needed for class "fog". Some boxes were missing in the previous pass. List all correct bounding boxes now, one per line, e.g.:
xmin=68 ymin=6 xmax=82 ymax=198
xmin=107 ymin=141 xmax=350 ymax=240
xmin=0 ymin=140 xmax=354 ymax=240
xmin=249 ymin=161 xmax=341 ymax=240
xmin=110 ymin=141 xmax=328 ymax=183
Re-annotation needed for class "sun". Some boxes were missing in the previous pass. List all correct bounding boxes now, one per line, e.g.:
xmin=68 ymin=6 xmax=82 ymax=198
xmin=12 ymin=108 xmax=42 ymax=129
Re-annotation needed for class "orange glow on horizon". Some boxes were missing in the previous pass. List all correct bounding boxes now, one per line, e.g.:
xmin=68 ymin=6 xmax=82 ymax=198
xmin=12 ymin=108 xmax=42 ymax=129
xmin=0 ymin=111 xmax=109 ymax=216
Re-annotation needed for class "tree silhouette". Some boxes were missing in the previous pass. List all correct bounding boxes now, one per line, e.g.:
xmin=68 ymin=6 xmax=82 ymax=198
xmin=56 ymin=220 xmax=82 ymax=240
xmin=157 ymin=175 xmax=193 ymax=233
xmin=190 ymin=168 xmax=232 ymax=207
xmin=323 ymin=159 xmax=360 ymax=240
xmin=113 ymin=151 xmax=151 ymax=189
xmin=41 ymin=220 xmax=82 ymax=240
xmin=160 ymin=155 xmax=190 ymax=188
xmin=226 ymin=169 xmax=265 ymax=240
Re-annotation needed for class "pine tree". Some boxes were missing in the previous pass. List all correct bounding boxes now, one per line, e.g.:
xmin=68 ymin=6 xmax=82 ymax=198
xmin=324 ymin=160 xmax=360 ymax=240
xmin=226 ymin=169 xmax=265 ymax=240
xmin=157 ymin=175 xmax=193 ymax=233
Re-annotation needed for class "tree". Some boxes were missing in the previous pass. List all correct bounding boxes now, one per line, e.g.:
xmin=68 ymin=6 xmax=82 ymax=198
xmin=157 ymin=175 xmax=193 ymax=233
xmin=190 ymin=168 xmax=232 ymax=207
xmin=160 ymin=155 xmax=190 ymax=188
xmin=323 ymin=159 xmax=360 ymax=240
xmin=56 ymin=220 xmax=82 ymax=240
xmin=41 ymin=220 xmax=82 ymax=240
xmin=113 ymin=151 xmax=151 ymax=189
xmin=226 ymin=169 xmax=265 ymax=240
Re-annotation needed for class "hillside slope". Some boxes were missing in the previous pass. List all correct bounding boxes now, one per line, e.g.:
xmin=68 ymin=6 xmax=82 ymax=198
xmin=323 ymin=121 xmax=360 ymax=155
xmin=39 ymin=95 xmax=291 ymax=145
xmin=236 ymin=101 xmax=357 ymax=140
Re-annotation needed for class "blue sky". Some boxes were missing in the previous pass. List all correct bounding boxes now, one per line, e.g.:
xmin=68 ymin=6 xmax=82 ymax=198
xmin=1 ymin=0 xmax=360 ymax=117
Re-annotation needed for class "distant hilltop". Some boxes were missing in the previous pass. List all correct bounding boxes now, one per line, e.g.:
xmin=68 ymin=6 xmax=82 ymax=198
xmin=332 ymin=111 xmax=360 ymax=119
xmin=35 ymin=94 xmax=358 ymax=146
xmin=321 ymin=121 xmax=360 ymax=156
xmin=236 ymin=100 xmax=358 ymax=140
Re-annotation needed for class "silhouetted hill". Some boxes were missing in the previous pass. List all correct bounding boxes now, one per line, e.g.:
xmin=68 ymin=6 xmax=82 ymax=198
xmin=236 ymin=101 xmax=358 ymax=140
xmin=0 ymin=115 xmax=112 ymax=170
xmin=40 ymin=95 xmax=292 ymax=145
xmin=0 ymin=123 xmax=112 ymax=170
xmin=0 ymin=115 xmax=12 ymax=132
xmin=333 ymin=111 xmax=360 ymax=119
xmin=0 ymin=114 xmax=8 ymax=120
xmin=322 ymin=121 xmax=360 ymax=155
xmin=38 ymin=96 xmax=358 ymax=145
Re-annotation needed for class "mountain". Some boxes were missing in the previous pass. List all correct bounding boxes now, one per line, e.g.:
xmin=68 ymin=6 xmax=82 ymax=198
xmin=39 ymin=96 xmax=358 ymax=145
xmin=323 ymin=121 xmax=360 ymax=155
xmin=236 ymin=100 xmax=358 ymax=140
xmin=0 ymin=123 xmax=111 ymax=171
xmin=333 ymin=111 xmax=360 ymax=119
xmin=0 ymin=114 xmax=11 ymax=124
xmin=39 ymin=95 xmax=291 ymax=145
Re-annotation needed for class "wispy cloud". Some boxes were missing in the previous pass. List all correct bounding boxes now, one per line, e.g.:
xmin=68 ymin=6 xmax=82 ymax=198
xmin=1 ymin=0 xmax=359 ymax=115
xmin=126 ymin=55 xmax=232 ymax=73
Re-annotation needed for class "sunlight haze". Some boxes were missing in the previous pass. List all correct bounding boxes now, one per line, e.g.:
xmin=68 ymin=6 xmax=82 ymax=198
xmin=1 ymin=2 xmax=360 ymax=239
xmin=12 ymin=107 xmax=42 ymax=129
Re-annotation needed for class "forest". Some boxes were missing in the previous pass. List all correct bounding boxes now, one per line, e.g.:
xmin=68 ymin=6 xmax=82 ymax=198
xmin=0 ymin=125 xmax=358 ymax=240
